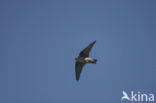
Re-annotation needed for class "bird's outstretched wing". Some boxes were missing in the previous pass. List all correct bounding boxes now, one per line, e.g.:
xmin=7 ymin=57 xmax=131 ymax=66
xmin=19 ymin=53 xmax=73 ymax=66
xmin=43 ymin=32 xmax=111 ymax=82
xmin=75 ymin=62 xmax=85 ymax=81
xmin=79 ymin=41 xmax=96 ymax=57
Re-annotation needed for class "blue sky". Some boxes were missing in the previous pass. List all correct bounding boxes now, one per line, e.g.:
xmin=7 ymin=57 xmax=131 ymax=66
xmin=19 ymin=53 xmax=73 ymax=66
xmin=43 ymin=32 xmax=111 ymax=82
xmin=0 ymin=0 xmax=156 ymax=103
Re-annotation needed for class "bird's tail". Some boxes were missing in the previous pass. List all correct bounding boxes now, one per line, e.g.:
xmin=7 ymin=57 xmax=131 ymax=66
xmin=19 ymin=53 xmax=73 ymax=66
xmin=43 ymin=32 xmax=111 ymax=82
xmin=93 ymin=59 xmax=97 ymax=64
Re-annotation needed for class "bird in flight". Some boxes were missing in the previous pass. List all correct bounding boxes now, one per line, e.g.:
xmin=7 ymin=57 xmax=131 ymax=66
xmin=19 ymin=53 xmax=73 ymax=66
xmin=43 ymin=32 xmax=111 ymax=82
xmin=75 ymin=40 xmax=97 ymax=81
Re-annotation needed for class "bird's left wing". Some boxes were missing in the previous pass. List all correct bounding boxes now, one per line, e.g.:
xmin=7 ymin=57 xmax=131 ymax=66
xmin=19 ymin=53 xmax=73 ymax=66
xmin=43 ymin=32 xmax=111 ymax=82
xmin=79 ymin=41 xmax=96 ymax=57
xmin=75 ymin=62 xmax=85 ymax=81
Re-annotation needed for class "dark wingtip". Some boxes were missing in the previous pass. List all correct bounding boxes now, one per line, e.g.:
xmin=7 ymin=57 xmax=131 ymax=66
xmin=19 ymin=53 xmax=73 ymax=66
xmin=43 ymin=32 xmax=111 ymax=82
xmin=91 ymin=40 xmax=96 ymax=45
xmin=76 ymin=79 xmax=79 ymax=82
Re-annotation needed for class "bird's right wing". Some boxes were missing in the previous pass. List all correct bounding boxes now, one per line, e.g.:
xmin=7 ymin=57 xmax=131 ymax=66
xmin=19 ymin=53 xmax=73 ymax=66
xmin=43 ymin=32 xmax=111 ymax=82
xmin=75 ymin=62 xmax=85 ymax=81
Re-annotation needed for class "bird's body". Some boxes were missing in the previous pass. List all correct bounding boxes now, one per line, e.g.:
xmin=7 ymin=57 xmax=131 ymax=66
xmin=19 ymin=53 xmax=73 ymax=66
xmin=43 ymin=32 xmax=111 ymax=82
xmin=84 ymin=57 xmax=97 ymax=63
xmin=75 ymin=56 xmax=97 ymax=64
xmin=75 ymin=41 xmax=97 ymax=81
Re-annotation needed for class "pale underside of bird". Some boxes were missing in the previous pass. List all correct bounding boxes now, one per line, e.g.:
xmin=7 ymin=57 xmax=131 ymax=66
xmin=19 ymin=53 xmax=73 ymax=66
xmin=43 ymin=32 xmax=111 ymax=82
xmin=75 ymin=40 xmax=97 ymax=81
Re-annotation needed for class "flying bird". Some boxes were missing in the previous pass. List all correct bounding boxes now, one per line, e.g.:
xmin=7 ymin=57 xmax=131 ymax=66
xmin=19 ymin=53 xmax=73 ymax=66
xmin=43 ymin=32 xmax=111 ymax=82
xmin=75 ymin=40 xmax=97 ymax=81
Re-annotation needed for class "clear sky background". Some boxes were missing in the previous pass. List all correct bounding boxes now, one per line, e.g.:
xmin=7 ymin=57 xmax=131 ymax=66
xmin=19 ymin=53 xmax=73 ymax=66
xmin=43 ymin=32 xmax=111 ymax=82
xmin=1 ymin=0 xmax=156 ymax=103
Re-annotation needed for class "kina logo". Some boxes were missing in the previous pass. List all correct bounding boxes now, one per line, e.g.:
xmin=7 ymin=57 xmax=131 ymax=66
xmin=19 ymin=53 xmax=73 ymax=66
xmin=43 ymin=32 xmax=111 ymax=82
xmin=121 ymin=91 xmax=154 ymax=102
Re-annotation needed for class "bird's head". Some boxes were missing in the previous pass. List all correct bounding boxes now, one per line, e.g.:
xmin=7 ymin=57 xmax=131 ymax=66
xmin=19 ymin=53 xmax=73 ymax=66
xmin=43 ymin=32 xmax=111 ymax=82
xmin=75 ymin=56 xmax=78 ymax=61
